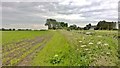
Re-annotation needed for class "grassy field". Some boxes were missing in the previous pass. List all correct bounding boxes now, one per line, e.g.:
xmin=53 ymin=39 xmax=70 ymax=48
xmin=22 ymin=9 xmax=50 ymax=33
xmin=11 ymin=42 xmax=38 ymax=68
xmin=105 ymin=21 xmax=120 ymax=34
xmin=1 ymin=30 xmax=118 ymax=66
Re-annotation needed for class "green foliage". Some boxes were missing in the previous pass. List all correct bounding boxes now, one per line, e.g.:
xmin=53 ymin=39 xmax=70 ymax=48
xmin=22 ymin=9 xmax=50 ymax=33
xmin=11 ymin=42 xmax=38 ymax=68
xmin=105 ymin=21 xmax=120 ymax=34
xmin=45 ymin=19 xmax=68 ymax=30
xmin=59 ymin=22 xmax=68 ymax=28
xmin=69 ymin=24 xmax=77 ymax=30
xmin=61 ymin=30 xmax=118 ymax=66
xmin=2 ymin=30 xmax=118 ymax=66
xmin=2 ymin=31 xmax=52 ymax=65
xmin=84 ymin=23 xmax=91 ymax=30
xmin=31 ymin=31 xmax=71 ymax=66
xmin=95 ymin=20 xmax=116 ymax=30
xmin=2 ymin=31 xmax=49 ymax=44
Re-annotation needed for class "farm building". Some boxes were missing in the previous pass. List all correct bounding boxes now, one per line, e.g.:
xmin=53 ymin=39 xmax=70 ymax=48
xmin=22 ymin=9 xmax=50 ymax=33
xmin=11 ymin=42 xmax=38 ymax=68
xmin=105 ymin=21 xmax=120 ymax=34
xmin=40 ymin=25 xmax=48 ymax=30
xmin=89 ymin=25 xmax=96 ymax=30
xmin=32 ymin=24 xmax=48 ymax=30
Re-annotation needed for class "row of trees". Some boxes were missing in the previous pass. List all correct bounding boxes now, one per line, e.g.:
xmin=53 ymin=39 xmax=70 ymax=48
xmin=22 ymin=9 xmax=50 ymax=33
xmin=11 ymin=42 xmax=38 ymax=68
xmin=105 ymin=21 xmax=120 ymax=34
xmin=0 ymin=28 xmax=16 ymax=31
xmin=0 ymin=28 xmax=47 ymax=31
xmin=45 ymin=19 xmax=117 ymax=30
xmin=95 ymin=20 xmax=116 ymax=30
xmin=45 ymin=19 xmax=83 ymax=30
xmin=1 ymin=19 xmax=117 ymax=31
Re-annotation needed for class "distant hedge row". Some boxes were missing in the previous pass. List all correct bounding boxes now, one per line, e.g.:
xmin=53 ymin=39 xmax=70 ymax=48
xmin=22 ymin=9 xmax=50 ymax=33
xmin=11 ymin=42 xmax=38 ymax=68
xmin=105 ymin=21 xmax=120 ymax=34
xmin=0 ymin=28 xmax=47 ymax=31
xmin=45 ymin=19 xmax=118 ymax=30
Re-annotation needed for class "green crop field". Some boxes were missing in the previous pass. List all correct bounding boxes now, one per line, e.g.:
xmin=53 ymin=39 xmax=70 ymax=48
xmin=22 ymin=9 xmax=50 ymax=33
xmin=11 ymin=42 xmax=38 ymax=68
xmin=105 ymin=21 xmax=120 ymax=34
xmin=1 ymin=30 xmax=118 ymax=66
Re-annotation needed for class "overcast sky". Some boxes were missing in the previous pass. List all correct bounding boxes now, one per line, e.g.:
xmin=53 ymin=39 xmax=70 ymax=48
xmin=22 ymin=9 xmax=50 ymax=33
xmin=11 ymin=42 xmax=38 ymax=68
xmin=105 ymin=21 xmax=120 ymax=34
xmin=1 ymin=0 xmax=119 ymax=29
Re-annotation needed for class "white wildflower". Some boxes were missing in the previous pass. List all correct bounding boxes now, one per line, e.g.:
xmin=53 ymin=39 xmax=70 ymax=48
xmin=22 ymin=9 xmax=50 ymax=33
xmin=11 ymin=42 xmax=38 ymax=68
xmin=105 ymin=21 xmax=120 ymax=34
xmin=79 ymin=41 xmax=82 ymax=43
xmin=89 ymin=42 xmax=93 ymax=45
xmin=86 ymin=32 xmax=92 ymax=35
xmin=77 ymin=49 xmax=79 ymax=51
xmin=106 ymin=52 xmax=110 ymax=55
xmin=85 ymin=49 xmax=89 ymax=51
xmin=54 ymin=54 xmax=58 ymax=57
xmin=81 ymin=45 xmax=86 ymax=47
xmin=104 ymin=43 xmax=109 ymax=46
xmin=97 ymin=42 xmax=101 ymax=45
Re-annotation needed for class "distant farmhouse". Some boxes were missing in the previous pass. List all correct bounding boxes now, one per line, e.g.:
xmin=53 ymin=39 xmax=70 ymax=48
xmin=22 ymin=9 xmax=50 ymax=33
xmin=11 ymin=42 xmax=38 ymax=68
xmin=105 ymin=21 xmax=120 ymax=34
xmin=40 ymin=25 xmax=48 ymax=30
xmin=89 ymin=25 xmax=97 ymax=30
xmin=29 ymin=24 xmax=48 ymax=30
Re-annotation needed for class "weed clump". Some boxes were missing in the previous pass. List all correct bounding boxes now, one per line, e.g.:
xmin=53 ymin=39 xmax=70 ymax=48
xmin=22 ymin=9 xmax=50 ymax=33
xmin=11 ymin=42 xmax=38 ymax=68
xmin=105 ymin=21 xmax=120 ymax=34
xmin=50 ymin=54 xmax=65 ymax=65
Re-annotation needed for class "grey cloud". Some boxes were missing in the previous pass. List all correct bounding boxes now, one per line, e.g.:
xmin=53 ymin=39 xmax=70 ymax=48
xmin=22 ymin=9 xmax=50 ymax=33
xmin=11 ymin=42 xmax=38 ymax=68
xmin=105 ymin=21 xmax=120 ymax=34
xmin=53 ymin=1 xmax=102 ymax=15
xmin=2 ymin=2 xmax=48 ymax=25
xmin=1 ymin=0 xmax=118 ymax=28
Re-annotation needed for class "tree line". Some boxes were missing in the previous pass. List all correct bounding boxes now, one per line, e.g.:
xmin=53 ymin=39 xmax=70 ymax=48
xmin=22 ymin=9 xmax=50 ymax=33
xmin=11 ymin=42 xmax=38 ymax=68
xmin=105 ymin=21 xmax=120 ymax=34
xmin=0 ymin=28 xmax=32 ymax=31
xmin=1 ymin=19 xmax=117 ymax=31
xmin=45 ymin=19 xmax=117 ymax=30
xmin=95 ymin=20 xmax=117 ymax=30
xmin=0 ymin=28 xmax=48 ymax=31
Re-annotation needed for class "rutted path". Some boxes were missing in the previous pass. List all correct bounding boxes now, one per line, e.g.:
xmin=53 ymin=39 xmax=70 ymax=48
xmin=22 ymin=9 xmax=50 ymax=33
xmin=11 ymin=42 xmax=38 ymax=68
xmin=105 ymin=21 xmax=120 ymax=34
xmin=2 ymin=33 xmax=53 ymax=66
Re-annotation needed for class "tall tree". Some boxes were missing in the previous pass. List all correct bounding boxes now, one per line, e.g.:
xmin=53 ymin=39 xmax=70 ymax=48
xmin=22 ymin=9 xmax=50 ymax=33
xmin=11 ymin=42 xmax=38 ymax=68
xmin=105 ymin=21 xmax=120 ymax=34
xmin=45 ymin=19 xmax=68 ymax=29
xmin=45 ymin=19 xmax=60 ymax=29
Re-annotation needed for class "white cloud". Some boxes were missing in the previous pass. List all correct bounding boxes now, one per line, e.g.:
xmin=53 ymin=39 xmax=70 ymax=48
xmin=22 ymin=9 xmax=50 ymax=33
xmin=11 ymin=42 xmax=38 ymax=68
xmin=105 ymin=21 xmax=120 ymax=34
xmin=51 ymin=14 xmax=85 ymax=20
xmin=70 ymin=0 xmax=91 ymax=6
xmin=59 ymin=0 xmax=91 ymax=6
xmin=1 ymin=0 xmax=118 ymax=29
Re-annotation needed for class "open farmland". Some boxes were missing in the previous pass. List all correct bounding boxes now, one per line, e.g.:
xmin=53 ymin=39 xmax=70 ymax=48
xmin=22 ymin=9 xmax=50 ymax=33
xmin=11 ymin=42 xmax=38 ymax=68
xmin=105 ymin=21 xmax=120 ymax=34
xmin=1 ymin=30 xmax=118 ymax=66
